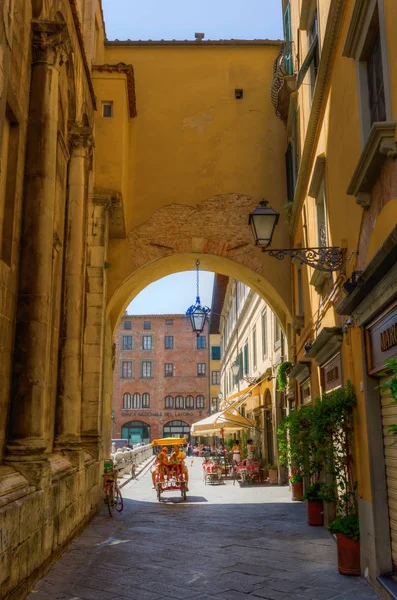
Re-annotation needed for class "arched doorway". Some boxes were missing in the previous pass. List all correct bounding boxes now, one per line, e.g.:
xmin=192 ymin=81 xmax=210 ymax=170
xmin=121 ymin=421 xmax=150 ymax=445
xmin=163 ymin=420 xmax=190 ymax=440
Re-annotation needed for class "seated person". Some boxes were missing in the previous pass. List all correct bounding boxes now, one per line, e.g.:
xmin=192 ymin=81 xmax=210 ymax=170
xmin=173 ymin=445 xmax=189 ymax=490
xmin=152 ymin=446 xmax=169 ymax=487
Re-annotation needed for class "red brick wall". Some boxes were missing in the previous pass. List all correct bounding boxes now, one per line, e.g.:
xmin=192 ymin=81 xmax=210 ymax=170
xmin=112 ymin=314 xmax=209 ymax=442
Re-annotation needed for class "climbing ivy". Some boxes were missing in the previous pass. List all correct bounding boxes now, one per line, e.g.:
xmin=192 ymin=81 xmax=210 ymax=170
xmin=276 ymin=361 xmax=293 ymax=392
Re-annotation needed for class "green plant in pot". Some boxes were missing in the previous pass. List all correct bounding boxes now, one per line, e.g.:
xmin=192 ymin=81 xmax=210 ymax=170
xmin=302 ymin=481 xmax=332 ymax=526
xmin=268 ymin=464 xmax=278 ymax=484
xmin=288 ymin=468 xmax=303 ymax=501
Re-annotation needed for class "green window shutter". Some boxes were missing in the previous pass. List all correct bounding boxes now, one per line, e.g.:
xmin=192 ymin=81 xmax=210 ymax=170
xmin=297 ymin=35 xmax=318 ymax=88
xmin=244 ymin=344 xmax=249 ymax=375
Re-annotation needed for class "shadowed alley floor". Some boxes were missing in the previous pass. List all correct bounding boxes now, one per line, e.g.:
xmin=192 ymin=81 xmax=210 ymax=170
xmin=27 ymin=459 xmax=380 ymax=600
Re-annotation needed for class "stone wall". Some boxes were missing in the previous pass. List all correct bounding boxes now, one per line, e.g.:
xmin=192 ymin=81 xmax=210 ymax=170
xmin=0 ymin=2 xmax=108 ymax=598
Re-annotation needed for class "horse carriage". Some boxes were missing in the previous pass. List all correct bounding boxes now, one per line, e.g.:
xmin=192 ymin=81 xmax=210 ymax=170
xmin=151 ymin=437 xmax=189 ymax=501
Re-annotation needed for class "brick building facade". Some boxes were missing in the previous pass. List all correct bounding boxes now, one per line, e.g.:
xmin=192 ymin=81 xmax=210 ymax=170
xmin=112 ymin=314 xmax=209 ymax=443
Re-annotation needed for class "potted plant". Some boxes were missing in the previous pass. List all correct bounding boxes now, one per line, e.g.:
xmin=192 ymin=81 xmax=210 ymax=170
xmin=268 ymin=465 xmax=278 ymax=484
xmin=328 ymin=514 xmax=360 ymax=575
xmin=302 ymin=482 xmax=329 ymax=526
xmin=289 ymin=468 xmax=303 ymax=501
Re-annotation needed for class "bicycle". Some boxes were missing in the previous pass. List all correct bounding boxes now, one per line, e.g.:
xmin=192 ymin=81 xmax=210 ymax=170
xmin=103 ymin=471 xmax=123 ymax=517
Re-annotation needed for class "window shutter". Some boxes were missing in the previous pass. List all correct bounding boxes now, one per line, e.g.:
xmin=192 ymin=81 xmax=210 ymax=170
xmin=297 ymin=35 xmax=318 ymax=88
xmin=283 ymin=2 xmax=293 ymax=75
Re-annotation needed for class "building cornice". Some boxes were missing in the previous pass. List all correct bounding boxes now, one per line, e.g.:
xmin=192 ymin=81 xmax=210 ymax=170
xmin=289 ymin=0 xmax=345 ymax=236
xmin=304 ymin=327 xmax=343 ymax=366
xmin=68 ymin=0 xmax=97 ymax=110
xmin=92 ymin=63 xmax=137 ymax=118
xmin=105 ymin=39 xmax=282 ymax=47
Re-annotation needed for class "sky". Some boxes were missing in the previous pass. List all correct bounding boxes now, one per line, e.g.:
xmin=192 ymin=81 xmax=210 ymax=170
xmin=102 ymin=0 xmax=283 ymax=41
xmin=105 ymin=1 xmax=282 ymax=315
xmin=128 ymin=271 xmax=215 ymax=315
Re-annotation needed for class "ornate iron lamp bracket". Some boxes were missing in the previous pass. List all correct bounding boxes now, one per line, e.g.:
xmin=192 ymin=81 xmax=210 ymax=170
xmin=263 ymin=247 xmax=345 ymax=272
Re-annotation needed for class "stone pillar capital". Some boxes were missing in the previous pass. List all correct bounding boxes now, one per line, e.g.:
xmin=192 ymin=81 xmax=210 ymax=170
xmin=68 ymin=123 xmax=95 ymax=154
xmin=32 ymin=20 xmax=69 ymax=67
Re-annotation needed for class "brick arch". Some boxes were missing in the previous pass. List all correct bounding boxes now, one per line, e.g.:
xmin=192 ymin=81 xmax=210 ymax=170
xmin=106 ymin=193 xmax=292 ymax=336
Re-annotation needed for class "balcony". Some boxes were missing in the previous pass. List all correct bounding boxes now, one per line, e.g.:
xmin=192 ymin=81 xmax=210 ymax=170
xmin=271 ymin=42 xmax=296 ymax=123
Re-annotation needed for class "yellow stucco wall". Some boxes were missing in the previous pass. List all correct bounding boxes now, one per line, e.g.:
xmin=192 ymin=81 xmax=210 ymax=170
xmin=93 ymin=42 xmax=295 ymax=334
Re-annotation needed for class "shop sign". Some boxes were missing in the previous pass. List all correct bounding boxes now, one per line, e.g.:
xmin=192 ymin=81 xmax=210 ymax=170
xmin=366 ymin=303 xmax=397 ymax=374
xmin=301 ymin=379 xmax=311 ymax=405
xmin=320 ymin=354 xmax=342 ymax=393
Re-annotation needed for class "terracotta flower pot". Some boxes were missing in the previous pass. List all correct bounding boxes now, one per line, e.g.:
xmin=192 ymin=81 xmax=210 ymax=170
xmin=307 ymin=499 xmax=323 ymax=525
xmin=269 ymin=469 xmax=278 ymax=484
xmin=291 ymin=481 xmax=303 ymax=501
xmin=336 ymin=533 xmax=360 ymax=575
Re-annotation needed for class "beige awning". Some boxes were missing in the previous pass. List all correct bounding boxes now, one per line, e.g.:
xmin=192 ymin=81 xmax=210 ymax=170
xmin=191 ymin=410 xmax=255 ymax=436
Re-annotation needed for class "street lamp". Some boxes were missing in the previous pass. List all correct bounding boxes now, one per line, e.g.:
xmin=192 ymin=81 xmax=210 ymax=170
xmin=231 ymin=361 xmax=240 ymax=377
xmin=186 ymin=260 xmax=210 ymax=335
xmin=249 ymin=199 xmax=345 ymax=272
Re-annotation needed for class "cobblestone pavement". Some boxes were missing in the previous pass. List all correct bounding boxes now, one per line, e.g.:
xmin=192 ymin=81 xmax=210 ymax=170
xmin=27 ymin=459 xmax=380 ymax=600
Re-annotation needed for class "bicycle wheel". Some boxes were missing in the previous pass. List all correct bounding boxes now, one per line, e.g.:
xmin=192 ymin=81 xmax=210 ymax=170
xmin=114 ymin=485 xmax=123 ymax=512
xmin=105 ymin=487 xmax=113 ymax=517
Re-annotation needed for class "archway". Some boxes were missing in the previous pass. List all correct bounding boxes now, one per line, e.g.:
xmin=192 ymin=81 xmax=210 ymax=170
xmin=121 ymin=420 xmax=150 ymax=445
xmin=163 ymin=420 xmax=191 ymax=440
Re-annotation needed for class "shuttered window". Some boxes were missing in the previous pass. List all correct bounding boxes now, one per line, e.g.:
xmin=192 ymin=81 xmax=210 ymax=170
xmin=283 ymin=2 xmax=293 ymax=75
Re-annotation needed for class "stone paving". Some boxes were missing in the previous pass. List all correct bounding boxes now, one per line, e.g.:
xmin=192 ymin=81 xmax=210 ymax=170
xmin=27 ymin=459 xmax=380 ymax=600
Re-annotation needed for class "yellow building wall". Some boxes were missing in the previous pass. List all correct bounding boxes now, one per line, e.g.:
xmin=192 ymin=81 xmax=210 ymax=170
xmin=209 ymin=333 xmax=221 ymax=409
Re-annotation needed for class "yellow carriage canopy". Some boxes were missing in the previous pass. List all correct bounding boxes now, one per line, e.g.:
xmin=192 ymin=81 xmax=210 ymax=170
xmin=190 ymin=411 xmax=255 ymax=436
xmin=151 ymin=437 xmax=187 ymax=447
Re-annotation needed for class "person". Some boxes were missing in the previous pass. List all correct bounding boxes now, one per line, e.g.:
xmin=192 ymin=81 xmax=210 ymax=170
xmin=187 ymin=442 xmax=192 ymax=457
xmin=173 ymin=445 xmax=189 ymax=490
xmin=232 ymin=440 xmax=242 ymax=464
xmin=247 ymin=439 xmax=257 ymax=463
xmin=152 ymin=446 xmax=169 ymax=488
xmin=124 ymin=441 xmax=132 ymax=449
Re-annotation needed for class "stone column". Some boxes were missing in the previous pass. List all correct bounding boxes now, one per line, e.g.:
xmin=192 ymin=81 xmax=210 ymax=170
xmin=80 ymin=190 xmax=112 ymax=460
xmin=7 ymin=22 xmax=68 ymax=465
xmin=55 ymin=125 xmax=93 ymax=451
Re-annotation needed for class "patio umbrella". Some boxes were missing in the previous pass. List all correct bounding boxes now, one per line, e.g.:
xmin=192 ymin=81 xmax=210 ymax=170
xmin=190 ymin=410 xmax=255 ymax=436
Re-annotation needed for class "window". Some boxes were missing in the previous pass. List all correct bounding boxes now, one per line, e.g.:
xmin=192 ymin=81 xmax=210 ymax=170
xmin=175 ymin=395 xmax=184 ymax=409
xmin=122 ymin=335 xmax=133 ymax=350
xmin=252 ymin=327 xmax=257 ymax=370
xmin=185 ymin=395 xmax=194 ymax=409
xmin=165 ymin=336 xmax=174 ymax=349
xmin=123 ymin=393 xmax=131 ymax=409
xmin=297 ymin=12 xmax=319 ymax=91
xmin=165 ymin=319 xmax=173 ymax=325
xmin=244 ymin=342 xmax=249 ymax=376
xmin=165 ymin=395 xmax=173 ymax=409
xmin=124 ymin=320 xmax=132 ymax=330
xmin=142 ymin=393 xmax=150 ymax=409
xmin=142 ymin=335 xmax=153 ymax=350
xmin=197 ymin=363 xmax=206 ymax=376
xmin=262 ymin=311 xmax=268 ymax=357
xmin=132 ymin=393 xmax=141 ymax=409
xmin=102 ymin=102 xmax=113 ymax=118
xmin=308 ymin=10 xmax=319 ymax=97
xmin=274 ymin=317 xmax=282 ymax=348
xmin=143 ymin=321 xmax=151 ymax=330
xmin=367 ymin=27 xmax=386 ymax=127
xmin=343 ymin=2 xmax=389 ymax=142
xmin=283 ymin=2 xmax=293 ymax=75
xmin=212 ymin=371 xmax=220 ymax=385
xmin=141 ymin=361 xmax=152 ymax=378
xmin=211 ymin=397 xmax=219 ymax=412
xmin=197 ymin=335 xmax=206 ymax=349
xmin=211 ymin=346 xmax=221 ymax=360
xmin=164 ymin=363 xmax=174 ymax=377
xmin=121 ymin=361 xmax=133 ymax=379
xmin=316 ymin=180 xmax=328 ymax=247
xmin=196 ymin=395 xmax=205 ymax=409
